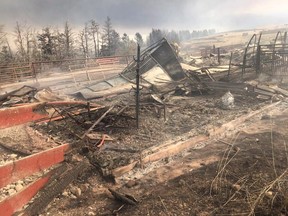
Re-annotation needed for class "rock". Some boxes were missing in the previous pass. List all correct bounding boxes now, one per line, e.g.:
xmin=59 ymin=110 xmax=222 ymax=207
xmin=71 ymin=154 xmax=82 ymax=162
xmin=9 ymin=184 xmax=16 ymax=189
xmin=15 ymin=184 xmax=23 ymax=192
xmin=8 ymin=189 xmax=16 ymax=196
xmin=79 ymin=184 xmax=89 ymax=192
xmin=0 ymin=194 xmax=6 ymax=200
xmin=70 ymin=187 xmax=81 ymax=197
xmin=231 ymin=184 xmax=241 ymax=191
xmin=5 ymin=160 xmax=13 ymax=164
xmin=70 ymin=194 xmax=77 ymax=199
xmin=126 ymin=180 xmax=138 ymax=188
xmin=2 ymin=186 xmax=9 ymax=191
xmin=62 ymin=191 xmax=69 ymax=197
xmin=25 ymin=178 xmax=33 ymax=183
xmin=17 ymin=180 xmax=24 ymax=185
xmin=265 ymin=191 xmax=273 ymax=199
xmin=10 ymin=154 xmax=18 ymax=159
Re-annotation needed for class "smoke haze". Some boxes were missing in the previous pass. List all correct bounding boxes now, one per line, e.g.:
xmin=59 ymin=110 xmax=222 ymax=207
xmin=1 ymin=0 xmax=288 ymax=34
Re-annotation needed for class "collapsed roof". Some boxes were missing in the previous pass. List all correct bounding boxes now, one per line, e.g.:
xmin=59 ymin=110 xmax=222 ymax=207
xmin=72 ymin=38 xmax=186 ymax=100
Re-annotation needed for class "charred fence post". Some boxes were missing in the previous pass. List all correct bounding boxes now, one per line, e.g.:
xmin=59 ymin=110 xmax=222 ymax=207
xmin=255 ymin=45 xmax=261 ymax=74
xmin=242 ymin=47 xmax=247 ymax=79
xmin=228 ymin=52 xmax=233 ymax=79
xmin=217 ymin=47 xmax=221 ymax=64
xmin=87 ymin=102 xmax=91 ymax=120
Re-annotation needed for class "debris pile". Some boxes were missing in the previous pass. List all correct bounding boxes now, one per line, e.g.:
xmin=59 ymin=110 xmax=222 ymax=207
xmin=1 ymin=33 xmax=288 ymax=215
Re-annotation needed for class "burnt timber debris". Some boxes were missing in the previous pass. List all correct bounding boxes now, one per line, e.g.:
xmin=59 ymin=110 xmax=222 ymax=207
xmin=1 ymin=31 xmax=288 ymax=215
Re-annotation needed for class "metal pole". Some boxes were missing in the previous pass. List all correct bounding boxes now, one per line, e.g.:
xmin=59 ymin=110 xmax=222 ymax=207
xmin=135 ymin=44 xmax=140 ymax=129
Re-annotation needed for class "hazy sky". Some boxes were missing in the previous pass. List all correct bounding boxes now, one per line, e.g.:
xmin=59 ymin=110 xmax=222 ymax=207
xmin=1 ymin=0 xmax=288 ymax=35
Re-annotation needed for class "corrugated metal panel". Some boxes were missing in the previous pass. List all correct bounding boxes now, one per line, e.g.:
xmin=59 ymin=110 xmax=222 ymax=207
xmin=150 ymin=41 xmax=185 ymax=81
xmin=121 ymin=38 xmax=185 ymax=81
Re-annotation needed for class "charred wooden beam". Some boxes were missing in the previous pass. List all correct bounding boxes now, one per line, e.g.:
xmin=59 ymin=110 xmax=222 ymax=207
xmin=81 ymin=105 xmax=115 ymax=139
xmin=108 ymin=188 xmax=138 ymax=205
xmin=0 ymin=173 xmax=51 ymax=216
xmin=23 ymin=162 xmax=88 ymax=215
